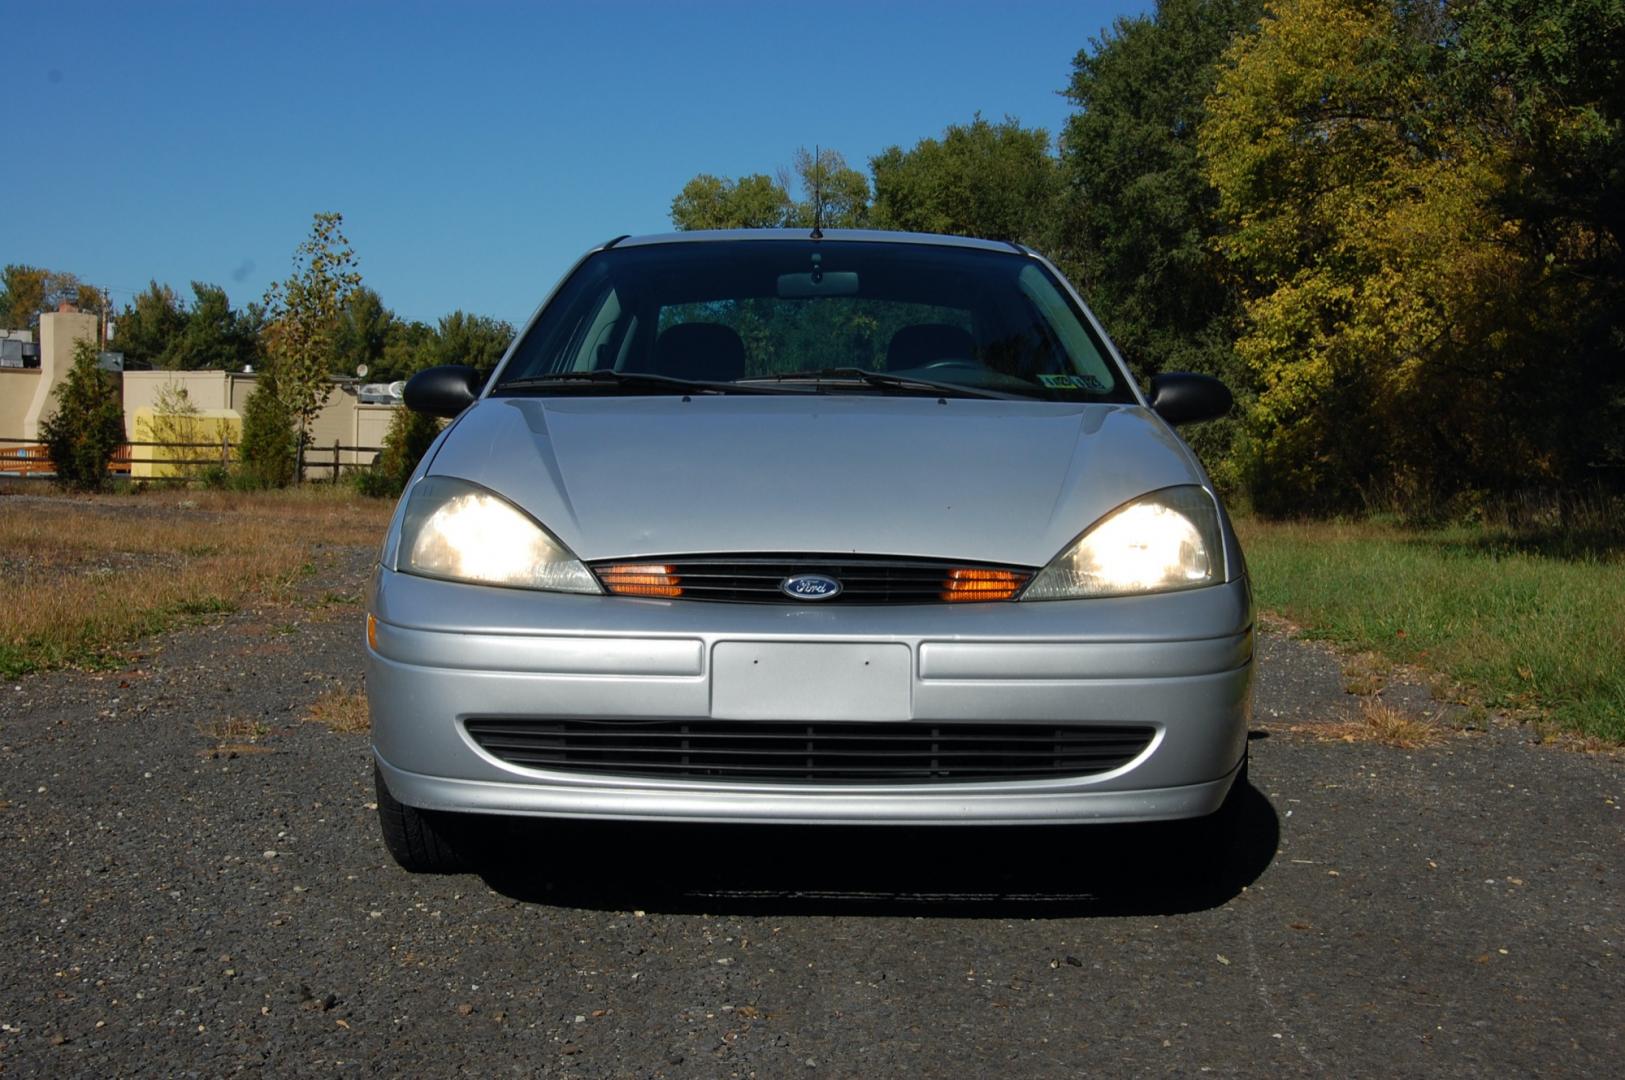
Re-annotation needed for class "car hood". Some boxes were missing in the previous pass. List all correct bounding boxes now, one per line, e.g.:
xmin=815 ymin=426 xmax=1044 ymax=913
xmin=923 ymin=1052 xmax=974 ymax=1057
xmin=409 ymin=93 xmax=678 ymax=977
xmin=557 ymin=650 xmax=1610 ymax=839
xmin=426 ymin=394 xmax=1206 ymax=566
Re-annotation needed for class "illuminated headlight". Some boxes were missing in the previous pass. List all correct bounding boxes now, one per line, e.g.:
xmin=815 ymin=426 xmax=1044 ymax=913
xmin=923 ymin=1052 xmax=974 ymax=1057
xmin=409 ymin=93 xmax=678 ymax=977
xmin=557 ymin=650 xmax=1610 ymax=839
xmin=396 ymin=476 xmax=600 ymax=593
xmin=1022 ymin=486 xmax=1224 ymax=600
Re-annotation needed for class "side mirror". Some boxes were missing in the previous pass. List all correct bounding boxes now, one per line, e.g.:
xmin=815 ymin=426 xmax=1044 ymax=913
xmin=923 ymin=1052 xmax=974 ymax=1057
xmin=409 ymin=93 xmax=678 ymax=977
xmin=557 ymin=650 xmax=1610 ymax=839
xmin=1149 ymin=372 xmax=1232 ymax=426
xmin=404 ymin=365 xmax=483 ymax=418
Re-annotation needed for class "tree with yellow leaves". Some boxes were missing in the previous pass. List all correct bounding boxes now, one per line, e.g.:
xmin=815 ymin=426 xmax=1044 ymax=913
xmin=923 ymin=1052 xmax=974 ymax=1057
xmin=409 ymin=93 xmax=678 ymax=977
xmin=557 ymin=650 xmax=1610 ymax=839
xmin=1201 ymin=0 xmax=1569 ymax=512
xmin=261 ymin=212 xmax=363 ymax=473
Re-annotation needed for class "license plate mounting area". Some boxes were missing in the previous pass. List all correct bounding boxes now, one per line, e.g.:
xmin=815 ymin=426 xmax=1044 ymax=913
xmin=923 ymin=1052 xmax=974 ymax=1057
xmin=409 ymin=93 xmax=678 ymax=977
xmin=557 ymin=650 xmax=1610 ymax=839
xmin=710 ymin=642 xmax=911 ymax=721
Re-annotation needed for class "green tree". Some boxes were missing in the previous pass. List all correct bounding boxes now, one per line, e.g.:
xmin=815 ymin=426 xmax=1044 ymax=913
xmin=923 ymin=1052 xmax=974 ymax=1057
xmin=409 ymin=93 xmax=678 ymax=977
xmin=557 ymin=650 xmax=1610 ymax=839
xmin=671 ymin=173 xmax=794 ymax=229
xmin=1058 ymin=0 xmax=1261 ymax=383
xmin=870 ymin=115 xmax=1059 ymax=243
xmin=1447 ymin=0 xmax=1625 ymax=476
xmin=379 ymin=318 xmax=438 ymax=380
xmin=112 ymin=281 xmax=188 ymax=368
xmin=236 ymin=370 xmax=299 ymax=488
xmin=166 ymin=283 xmax=261 ymax=370
xmin=1057 ymin=0 xmax=1263 ymax=487
xmin=262 ymin=212 xmax=363 ymax=466
xmin=1448 ymin=0 xmax=1625 ymax=256
xmin=432 ymin=310 xmax=514 ymax=371
xmin=785 ymin=147 xmax=870 ymax=229
xmin=331 ymin=286 xmax=396 ymax=377
xmin=357 ymin=406 xmax=442 ymax=497
xmin=670 ymin=147 xmax=870 ymax=230
xmin=39 ymin=339 xmax=125 ymax=492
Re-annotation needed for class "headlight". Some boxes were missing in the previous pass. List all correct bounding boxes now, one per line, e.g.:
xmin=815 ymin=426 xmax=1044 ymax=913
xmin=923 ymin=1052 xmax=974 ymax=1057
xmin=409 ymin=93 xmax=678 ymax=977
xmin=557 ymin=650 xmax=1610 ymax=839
xmin=396 ymin=476 xmax=600 ymax=593
xmin=1022 ymin=486 xmax=1224 ymax=600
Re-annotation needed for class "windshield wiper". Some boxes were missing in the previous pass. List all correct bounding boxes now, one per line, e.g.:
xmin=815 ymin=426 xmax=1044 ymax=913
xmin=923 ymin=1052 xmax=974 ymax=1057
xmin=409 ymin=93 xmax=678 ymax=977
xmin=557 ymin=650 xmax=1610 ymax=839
xmin=494 ymin=371 xmax=797 ymax=396
xmin=738 ymin=367 xmax=1024 ymax=400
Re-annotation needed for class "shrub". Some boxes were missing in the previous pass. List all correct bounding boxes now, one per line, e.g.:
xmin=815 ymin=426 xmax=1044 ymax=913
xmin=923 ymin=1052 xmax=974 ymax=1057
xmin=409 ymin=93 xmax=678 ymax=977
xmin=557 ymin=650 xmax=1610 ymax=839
xmin=352 ymin=405 xmax=440 ymax=498
xmin=236 ymin=371 xmax=299 ymax=489
xmin=379 ymin=406 xmax=440 ymax=486
xmin=197 ymin=463 xmax=232 ymax=490
xmin=350 ymin=466 xmax=398 ymax=499
xmin=148 ymin=380 xmax=206 ymax=480
xmin=39 ymin=340 xmax=125 ymax=493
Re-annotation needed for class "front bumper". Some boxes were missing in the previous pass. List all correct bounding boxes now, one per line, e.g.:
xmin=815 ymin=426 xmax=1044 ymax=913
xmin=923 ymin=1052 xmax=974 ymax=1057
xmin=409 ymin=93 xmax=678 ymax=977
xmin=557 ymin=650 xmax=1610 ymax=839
xmin=367 ymin=567 xmax=1253 ymax=825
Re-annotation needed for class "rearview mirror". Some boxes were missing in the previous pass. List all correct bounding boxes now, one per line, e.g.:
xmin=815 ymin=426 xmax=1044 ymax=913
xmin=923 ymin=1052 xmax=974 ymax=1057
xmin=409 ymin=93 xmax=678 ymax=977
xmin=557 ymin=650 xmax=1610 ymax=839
xmin=1149 ymin=372 xmax=1232 ymax=426
xmin=777 ymin=271 xmax=859 ymax=298
xmin=404 ymin=365 xmax=483 ymax=418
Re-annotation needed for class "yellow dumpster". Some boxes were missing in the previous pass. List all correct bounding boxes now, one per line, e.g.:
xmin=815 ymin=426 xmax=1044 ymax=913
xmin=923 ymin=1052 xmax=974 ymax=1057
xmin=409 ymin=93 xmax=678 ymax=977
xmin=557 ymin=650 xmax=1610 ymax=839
xmin=129 ymin=407 xmax=243 ymax=478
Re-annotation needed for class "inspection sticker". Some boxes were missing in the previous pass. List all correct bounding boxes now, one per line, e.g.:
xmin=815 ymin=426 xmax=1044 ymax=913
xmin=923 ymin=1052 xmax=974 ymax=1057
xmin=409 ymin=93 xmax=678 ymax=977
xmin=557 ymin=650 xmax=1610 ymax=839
xmin=1038 ymin=373 xmax=1106 ymax=390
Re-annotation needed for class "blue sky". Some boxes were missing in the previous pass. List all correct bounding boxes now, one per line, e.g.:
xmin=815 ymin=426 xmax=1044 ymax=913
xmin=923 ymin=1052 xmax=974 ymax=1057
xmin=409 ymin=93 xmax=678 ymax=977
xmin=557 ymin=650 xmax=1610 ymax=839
xmin=7 ymin=1 xmax=1144 ymax=327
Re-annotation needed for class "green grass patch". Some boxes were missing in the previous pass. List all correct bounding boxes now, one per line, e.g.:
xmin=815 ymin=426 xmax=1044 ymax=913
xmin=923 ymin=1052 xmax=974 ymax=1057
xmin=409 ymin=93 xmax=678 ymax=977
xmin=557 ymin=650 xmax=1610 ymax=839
xmin=175 ymin=596 xmax=238 ymax=616
xmin=0 ymin=596 xmax=240 ymax=679
xmin=1236 ymin=517 xmax=1625 ymax=742
xmin=0 ymin=644 xmax=35 ymax=679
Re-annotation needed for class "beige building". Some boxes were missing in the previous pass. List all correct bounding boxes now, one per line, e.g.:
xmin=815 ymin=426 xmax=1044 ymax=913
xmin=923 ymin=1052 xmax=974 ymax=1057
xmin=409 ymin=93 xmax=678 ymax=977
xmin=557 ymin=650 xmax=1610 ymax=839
xmin=121 ymin=370 xmax=396 ymax=478
xmin=3 ymin=306 xmax=396 ymax=478
xmin=0 ymin=308 xmax=100 ymax=440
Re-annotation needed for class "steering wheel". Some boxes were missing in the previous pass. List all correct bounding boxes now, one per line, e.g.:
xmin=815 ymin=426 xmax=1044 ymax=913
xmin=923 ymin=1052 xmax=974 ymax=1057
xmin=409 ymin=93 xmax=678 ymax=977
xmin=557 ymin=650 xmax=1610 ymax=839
xmin=916 ymin=359 xmax=983 ymax=371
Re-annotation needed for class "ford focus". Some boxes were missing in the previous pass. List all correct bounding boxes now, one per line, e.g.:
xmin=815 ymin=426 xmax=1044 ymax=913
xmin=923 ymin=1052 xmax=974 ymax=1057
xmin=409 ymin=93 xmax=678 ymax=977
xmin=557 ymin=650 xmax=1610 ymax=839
xmin=366 ymin=229 xmax=1252 ymax=872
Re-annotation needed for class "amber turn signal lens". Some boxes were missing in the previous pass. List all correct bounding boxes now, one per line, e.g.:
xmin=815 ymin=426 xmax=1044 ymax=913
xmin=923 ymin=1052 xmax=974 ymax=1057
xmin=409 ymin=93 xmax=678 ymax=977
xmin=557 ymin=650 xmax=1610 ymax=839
xmin=599 ymin=563 xmax=682 ymax=598
xmin=366 ymin=613 xmax=378 ymax=650
xmin=940 ymin=567 xmax=1029 ymax=602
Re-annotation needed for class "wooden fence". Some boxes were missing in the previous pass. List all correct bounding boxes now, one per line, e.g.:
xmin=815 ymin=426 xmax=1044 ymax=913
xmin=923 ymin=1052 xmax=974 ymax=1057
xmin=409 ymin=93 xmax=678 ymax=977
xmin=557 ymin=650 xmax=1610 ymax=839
xmin=0 ymin=436 xmax=382 ymax=481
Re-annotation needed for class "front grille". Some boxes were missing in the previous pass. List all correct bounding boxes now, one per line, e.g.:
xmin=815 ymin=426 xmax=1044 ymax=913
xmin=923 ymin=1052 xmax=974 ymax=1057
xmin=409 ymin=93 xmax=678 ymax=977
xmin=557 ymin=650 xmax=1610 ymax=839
xmin=464 ymin=718 xmax=1155 ymax=783
xmin=588 ymin=554 xmax=1034 ymax=604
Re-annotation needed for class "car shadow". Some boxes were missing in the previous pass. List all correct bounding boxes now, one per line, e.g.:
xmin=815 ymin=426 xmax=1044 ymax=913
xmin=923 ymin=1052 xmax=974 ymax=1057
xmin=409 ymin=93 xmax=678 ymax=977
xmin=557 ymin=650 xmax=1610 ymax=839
xmin=471 ymin=780 xmax=1279 ymax=919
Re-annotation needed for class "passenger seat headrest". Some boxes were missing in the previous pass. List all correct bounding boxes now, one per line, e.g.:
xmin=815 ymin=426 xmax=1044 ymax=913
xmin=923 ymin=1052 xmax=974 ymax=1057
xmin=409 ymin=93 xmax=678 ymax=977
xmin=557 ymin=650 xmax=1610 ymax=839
xmin=886 ymin=323 xmax=977 ymax=371
xmin=653 ymin=323 xmax=747 ymax=383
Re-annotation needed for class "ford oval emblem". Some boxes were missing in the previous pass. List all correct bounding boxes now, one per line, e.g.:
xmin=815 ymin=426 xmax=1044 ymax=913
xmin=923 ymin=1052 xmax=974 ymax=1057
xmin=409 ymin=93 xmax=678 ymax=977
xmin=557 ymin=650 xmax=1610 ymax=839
xmin=781 ymin=573 xmax=842 ymax=601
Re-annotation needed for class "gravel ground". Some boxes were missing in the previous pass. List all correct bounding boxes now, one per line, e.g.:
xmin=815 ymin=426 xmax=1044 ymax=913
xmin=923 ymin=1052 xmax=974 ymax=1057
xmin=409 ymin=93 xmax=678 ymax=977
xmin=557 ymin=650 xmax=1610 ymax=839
xmin=1 ymin=545 xmax=1620 ymax=1077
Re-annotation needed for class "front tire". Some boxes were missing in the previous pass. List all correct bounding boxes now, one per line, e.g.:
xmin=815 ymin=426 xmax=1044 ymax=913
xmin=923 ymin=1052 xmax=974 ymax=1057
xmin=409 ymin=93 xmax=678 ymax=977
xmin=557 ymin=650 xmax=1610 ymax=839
xmin=374 ymin=763 xmax=470 ymax=873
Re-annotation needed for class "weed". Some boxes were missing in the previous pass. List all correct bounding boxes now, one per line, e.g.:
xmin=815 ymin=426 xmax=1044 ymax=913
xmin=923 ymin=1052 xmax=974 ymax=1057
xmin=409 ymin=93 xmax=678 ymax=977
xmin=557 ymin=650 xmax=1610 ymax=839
xmin=1341 ymin=652 xmax=1389 ymax=696
xmin=198 ymin=716 xmax=270 ymax=741
xmin=176 ymin=597 xmax=238 ymax=616
xmin=1298 ymin=698 xmax=1445 ymax=749
xmin=306 ymin=686 xmax=369 ymax=734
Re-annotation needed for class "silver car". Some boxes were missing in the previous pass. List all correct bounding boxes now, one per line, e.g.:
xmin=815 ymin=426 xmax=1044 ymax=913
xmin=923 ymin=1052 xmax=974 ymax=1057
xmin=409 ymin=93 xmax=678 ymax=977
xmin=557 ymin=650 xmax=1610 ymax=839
xmin=367 ymin=230 xmax=1251 ymax=873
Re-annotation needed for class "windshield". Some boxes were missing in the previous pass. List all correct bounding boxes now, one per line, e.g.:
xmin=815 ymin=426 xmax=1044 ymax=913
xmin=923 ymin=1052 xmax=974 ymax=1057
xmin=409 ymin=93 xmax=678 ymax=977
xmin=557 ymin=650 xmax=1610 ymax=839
xmin=493 ymin=239 xmax=1135 ymax=402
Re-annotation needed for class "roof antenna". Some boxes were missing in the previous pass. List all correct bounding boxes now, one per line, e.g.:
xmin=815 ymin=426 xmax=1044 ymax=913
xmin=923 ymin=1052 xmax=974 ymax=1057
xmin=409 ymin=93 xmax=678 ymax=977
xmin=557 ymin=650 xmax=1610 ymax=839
xmin=810 ymin=144 xmax=824 ymax=240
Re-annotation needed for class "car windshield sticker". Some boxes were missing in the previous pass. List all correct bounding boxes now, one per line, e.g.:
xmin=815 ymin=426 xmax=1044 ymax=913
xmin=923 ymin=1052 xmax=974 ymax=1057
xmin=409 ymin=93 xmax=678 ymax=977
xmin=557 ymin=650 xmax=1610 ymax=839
xmin=1038 ymin=373 xmax=1106 ymax=391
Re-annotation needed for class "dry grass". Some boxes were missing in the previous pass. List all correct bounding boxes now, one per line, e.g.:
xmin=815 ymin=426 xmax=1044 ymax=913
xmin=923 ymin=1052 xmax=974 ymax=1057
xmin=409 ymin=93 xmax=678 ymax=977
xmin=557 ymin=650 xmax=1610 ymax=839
xmin=0 ymin=487 xmax=392 ymax=677
xmin=198 ymin=743 xmax=274 ymax=758
xmin=306 ymin=686 xmax=370 ymax=734
xmin=1296 ymin=698 xmax=1446 ymax=749
xmin=1341 ymin=651 xmax=1390 ymax=696
xmin=196 ymin=715 xmax=275 ymax=758
xmin=197 ymin=715 xmax=270 ymax=741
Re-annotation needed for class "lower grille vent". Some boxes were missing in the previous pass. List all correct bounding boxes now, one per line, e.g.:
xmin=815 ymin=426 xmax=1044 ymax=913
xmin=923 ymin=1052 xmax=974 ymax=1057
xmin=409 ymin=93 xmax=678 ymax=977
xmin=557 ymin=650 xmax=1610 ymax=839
xmin=464 ymin=718 xmax=1154 ymax=784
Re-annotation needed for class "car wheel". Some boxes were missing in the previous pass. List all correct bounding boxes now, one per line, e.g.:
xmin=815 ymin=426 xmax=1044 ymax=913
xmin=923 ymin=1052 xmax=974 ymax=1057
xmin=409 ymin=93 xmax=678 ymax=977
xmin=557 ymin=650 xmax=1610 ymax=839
xmin=374 ymin=763 xmax=471 ymax=874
